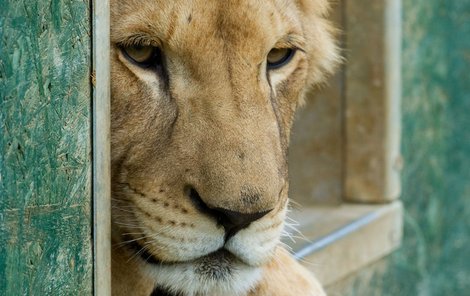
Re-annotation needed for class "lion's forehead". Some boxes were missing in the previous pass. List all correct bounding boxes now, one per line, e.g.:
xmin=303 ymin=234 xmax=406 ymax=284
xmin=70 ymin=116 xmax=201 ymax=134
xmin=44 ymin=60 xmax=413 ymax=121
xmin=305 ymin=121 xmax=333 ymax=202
xmin=111 ymin=0 xmax=302 ymax=56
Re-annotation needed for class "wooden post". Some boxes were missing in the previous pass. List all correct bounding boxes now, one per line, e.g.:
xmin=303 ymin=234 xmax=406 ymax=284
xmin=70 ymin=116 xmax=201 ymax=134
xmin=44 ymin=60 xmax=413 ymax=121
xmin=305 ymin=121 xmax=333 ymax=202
xmin=289 ymin=0 xmax=345 ymax=205
xmin=92 ymin=0 xmax=111 ymax=295
xmin=344 ymin=0 xmax=402 ymax=203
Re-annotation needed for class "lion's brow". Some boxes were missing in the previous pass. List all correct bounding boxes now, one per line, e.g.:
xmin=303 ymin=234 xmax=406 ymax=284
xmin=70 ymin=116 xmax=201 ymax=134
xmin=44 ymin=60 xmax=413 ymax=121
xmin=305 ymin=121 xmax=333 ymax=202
xmin=275 ymin=33 xmax=306 ymax=52
xmin=114 ymin=33 xmax=162 ymax=47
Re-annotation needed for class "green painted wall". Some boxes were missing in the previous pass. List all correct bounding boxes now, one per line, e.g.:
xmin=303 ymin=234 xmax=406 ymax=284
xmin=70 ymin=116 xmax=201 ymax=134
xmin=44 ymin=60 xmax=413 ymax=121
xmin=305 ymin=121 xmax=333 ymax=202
xmin=0 ymin=0 xmax=93 ymax=294
xmin=329 ymin=0 xmax=470 ymax=295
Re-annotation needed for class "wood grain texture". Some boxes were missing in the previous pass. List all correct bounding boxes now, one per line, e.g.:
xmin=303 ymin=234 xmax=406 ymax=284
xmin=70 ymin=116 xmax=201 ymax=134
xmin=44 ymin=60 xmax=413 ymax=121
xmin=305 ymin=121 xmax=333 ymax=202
xmin=0 ymin=0 xmax=92 ymax=294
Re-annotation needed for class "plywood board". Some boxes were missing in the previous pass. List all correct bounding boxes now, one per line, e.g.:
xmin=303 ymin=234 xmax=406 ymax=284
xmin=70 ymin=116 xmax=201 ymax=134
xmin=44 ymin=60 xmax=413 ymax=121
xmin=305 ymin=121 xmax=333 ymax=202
xmin=0 ymin=1 xmax=93 ymax=293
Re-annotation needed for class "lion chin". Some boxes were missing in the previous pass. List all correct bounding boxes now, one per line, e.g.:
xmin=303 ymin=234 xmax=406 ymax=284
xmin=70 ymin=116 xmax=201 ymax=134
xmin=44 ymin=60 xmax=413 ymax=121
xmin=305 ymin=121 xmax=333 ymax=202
xmin=144 ymin=250 xmax=263 ymax=296
xmin=109 ymin=0 xmax=339 ymax=295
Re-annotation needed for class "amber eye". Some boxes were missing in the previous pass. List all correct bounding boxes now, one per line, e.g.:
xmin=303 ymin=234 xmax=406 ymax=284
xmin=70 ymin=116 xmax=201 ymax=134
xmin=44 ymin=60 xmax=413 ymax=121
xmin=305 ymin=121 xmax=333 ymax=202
xmin=267 ymin=48 xmax=295 ymax=69
xmin=122 ymin=45 xmax=161 ymax=67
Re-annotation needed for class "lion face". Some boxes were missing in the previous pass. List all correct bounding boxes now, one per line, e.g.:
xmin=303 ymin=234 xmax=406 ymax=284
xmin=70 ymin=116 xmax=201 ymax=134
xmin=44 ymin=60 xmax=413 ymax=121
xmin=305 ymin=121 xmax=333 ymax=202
xmin=110 ymin=0 xmax=338 ymax=294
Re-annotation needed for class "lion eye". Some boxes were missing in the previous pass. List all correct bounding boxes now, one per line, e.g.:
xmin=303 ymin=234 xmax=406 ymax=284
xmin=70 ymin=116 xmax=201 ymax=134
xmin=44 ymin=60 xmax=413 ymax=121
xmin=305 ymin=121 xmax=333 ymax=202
xmin=122 ymin=45 xmax=160 ymax=67
xmin=267 ymin=48 xmax=295 ymax=69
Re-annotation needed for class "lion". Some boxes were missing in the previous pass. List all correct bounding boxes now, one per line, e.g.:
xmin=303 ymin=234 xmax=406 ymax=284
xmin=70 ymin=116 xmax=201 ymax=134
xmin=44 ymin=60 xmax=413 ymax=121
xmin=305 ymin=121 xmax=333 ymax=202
xmin=110 ymin=0 xmax=339 ymax=295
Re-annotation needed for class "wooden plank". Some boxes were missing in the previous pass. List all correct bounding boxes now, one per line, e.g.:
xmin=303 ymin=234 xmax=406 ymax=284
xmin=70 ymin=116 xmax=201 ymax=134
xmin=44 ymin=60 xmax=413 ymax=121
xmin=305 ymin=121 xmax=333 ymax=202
xmin=343 ymin=0 xmax=402 ymax=203
xmin=288 ymin=0 xmax=344 ymax=205
xmin=0 ymin=0 xmax=93 ymax=294
xmin=92 ymin=0 xmax=111 ymax=295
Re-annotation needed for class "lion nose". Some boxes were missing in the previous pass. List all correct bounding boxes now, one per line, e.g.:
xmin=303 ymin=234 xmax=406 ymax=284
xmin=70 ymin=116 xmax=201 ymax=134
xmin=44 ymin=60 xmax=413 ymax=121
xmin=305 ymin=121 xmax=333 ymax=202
xmin=213 ymin=207 xmax=271 ymax=240
xmin=187 ymin=187 xmax=272 ymax=240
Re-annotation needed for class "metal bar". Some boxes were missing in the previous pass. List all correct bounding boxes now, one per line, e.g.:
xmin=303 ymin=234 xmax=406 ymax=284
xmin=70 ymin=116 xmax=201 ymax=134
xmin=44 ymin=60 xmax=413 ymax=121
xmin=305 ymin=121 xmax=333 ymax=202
xmin=92 ymin=0 xmax=111 ymax=295
xmin=294 ymin=211 xmax=381 ymax=260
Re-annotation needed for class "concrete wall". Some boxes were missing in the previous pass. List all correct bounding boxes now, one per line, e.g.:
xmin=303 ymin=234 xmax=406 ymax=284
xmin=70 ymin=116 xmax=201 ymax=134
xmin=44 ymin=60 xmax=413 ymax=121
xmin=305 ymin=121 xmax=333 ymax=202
xmin=328 ymin=0 xmax=470 ymax=294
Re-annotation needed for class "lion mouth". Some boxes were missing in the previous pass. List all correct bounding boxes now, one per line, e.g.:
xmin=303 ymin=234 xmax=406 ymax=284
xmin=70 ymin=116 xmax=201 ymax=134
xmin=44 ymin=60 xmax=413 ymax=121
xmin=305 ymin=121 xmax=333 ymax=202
xmin=127 ymin=239 xmax=243 ymax=268
xmin=123 ymin=234 xmax=265 ymax=295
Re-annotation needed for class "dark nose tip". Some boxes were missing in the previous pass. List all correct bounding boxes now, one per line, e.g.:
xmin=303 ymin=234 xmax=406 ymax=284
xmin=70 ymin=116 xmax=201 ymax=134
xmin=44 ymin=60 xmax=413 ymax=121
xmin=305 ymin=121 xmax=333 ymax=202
xmin=187 ymin=187 xmax=272 ymax=240
xmin=213 ymin=207 xmax=271 ymax=240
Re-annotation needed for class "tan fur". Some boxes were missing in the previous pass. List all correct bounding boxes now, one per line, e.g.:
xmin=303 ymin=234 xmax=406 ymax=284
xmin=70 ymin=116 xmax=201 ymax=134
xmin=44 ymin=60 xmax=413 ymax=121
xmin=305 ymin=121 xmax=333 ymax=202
xmin=110 ymin=0 xmax=339 ymax=295
xmin=249 ymin=248 xmax=325 ymax=296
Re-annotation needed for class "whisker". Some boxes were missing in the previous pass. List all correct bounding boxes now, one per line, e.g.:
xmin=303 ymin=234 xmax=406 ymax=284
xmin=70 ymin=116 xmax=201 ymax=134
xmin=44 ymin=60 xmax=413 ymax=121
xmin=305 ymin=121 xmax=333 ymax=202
xmin=126 ymin=244 xmax=148 ymax=263
xmin=278 ymin=241 xmax=294 ymax=254
xmin=121 ymin=232 xmax=146 ymax=236
xmin=287 ymin=199 xmax=303 ymax=210
xmin=113 ymin=222 xmax=146 ymax=229
xmin=281 ymin=230 xmax=296 ymax=243
xmin=114 ymin=235 xmax=151 ymax=247
xmin=285 ymin=216 xmax=301 ymax=226
xmin=112 ymin=207 xmax=136 ymax=214
xmin=296 ymin=256 xmax=324 ymax=269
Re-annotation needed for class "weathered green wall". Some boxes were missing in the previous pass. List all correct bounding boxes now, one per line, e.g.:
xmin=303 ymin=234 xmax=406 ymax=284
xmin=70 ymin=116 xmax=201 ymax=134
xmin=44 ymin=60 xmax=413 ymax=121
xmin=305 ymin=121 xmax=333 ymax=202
xmin=0 ymin=0 xmax=93 ymax=294
xmin=328 ymin=0 xmax=470 ymax=295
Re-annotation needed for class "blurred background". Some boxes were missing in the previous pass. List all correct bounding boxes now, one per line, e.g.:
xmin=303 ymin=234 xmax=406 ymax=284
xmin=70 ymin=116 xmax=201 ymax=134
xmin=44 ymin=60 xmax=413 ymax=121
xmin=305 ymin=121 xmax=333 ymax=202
xmin=327 ymin=1 xmax=470 ymax=294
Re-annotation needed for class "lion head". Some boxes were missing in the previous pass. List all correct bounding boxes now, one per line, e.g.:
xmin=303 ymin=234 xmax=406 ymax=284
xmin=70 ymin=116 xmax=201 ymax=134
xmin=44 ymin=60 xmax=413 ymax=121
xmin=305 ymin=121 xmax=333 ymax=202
xmin=110 ymin=0 xmax=338 ymax=295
